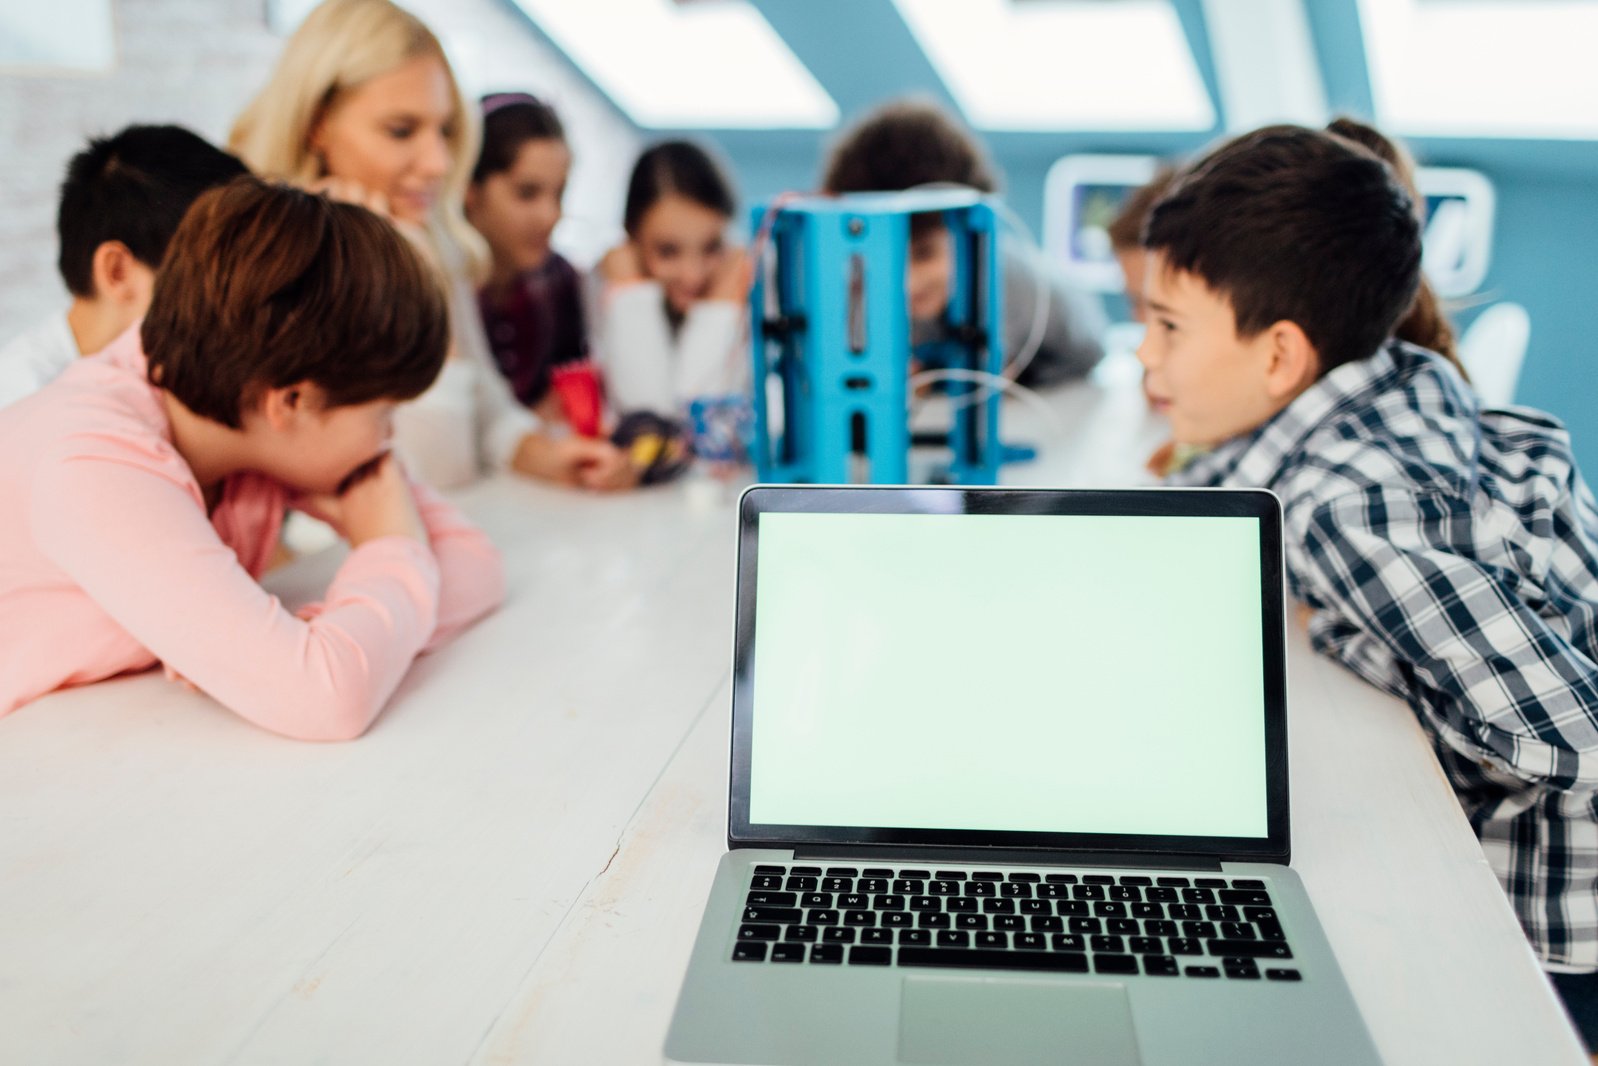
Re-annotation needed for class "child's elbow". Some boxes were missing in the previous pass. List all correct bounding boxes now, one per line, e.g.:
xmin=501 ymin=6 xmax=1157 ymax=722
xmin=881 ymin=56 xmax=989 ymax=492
xmin=265 ymin=690 xmax=384 ymax=742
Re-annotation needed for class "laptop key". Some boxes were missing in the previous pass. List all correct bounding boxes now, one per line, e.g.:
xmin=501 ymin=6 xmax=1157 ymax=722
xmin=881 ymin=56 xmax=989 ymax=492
xmin=873 ymin=895 xmax=906 ymax=910
xmin=861 ymin=929 xmax=892 ymax=945
xmin=822 ymin=878 xmax=851 ymax=893
xmin=1221 ymin=922 xmax=1255 ymax=940
xmin=929 ymin=880 xmax=960 ymax=896
xmin=1233 ymin=879 xmax=1267 ymax=890
xmin=1008 ymin=872 xmax=1041 ymax=883
xmin=946 ymin=898 xmax=978 ymax=913
xmin=1030 ymin=916 xmax=1064 ymax=933
xmin=1044 ymin=873 xmax=1078 ymax=884
xmin=738 ymin=924 xmax=781 ymax=941
xmin=1182 ymin=887 xmax=1216 ymax=904
xmin=1146 ymin=887 xmax=1179 ymax=903
xmin=786 ymin=877 xmax=817 ymax=893
xmin=1245 ymin=907 xmax=1277 ymax=922
xmin=1037 ymin=884 xmax=1070 ymax=899
xmin=750 ymin=875 xmax=783 ymax=890
xmin=1207 ymin=904 xmax=1241 ymax=922
xmin=1168 ymin=938 xmax=1203 ymax=955
xmin=1051 ymin=934 xmax=1086 ymax=952
xmin=1209 ymin=940 xmax=1293 ymax=959
xmin=1256 ymin=919 xmax=1287 ymax=942
xmin=1120 ymin=876 xmax=1154 ymax=886
xmin=858 ymin=878 xmax=889 ymax=894
xmin=1185 ymin=965 xmax=1220 ymax=978
xmin=882 ymin=913 xmax=913 ymax=928
xmin=1195 ymin=878 xmax=1227 ymax=889
xmin=1094 ymin=901 xmax=1127 ymax=917
xmin=899 ymin=870 xmax=932 ymax=879
xmin=1144 ymin=955 xmax=1180 ymax=976
xmin=1090 ymin=935 xmax=1125 ymax=953
xmin=1072 ymin=884 xmax=1106 ymax=901
xmin=823 ymin=928 xmax=855 ymax=944
xmin=744 ymin=907 xmax=801 ymax=924
xmin=754 ymin=865 xmax=786 ymax=875
xmin=1094 ymin=955 xmax=1139 ymax=975
xmin=893 ymin=880 xmax=925 ymax=895
xmin=955 ymin=914 xmax=987 ymax=931
xmin=745 ymin=892 xmax=797 ymax=908
xmin=1069 ymin=917 xmax=1102 ymax=935
xmin=862 ymin=868 xmax=894 ymax=878
xmin=972 ymin=871 xmax=1004 ymax=881
xmin=994 ymin=916 xmax=1024 ymax=932
xmin=1132 ymin=902 xmax=1163 ymax=920
xmin=810 ymin=944 xmax=843 ymax=964
xmin=1156 ymin=876 xmax=1191 ymax=887
xmin=899 ymin=929 xmax=932 ymax=946
xmin=937 ymin=931 xmax=970 ymax=948
xmin=935 ymin=871 xmax=969 ymax=880
xmin=839 ymin=893 xmax=868 ymax=910
xmin=1020 ymin=900 xmax=1050 ymax=916
xmin=1182 ymin=921 xmax=1218 ymax=939
xmin=803 ymin=893 xmax=831 ymax=908
xmin=918 ymin=913 xmax=951 ymax=930
xmin=964 ymin=882 xmax=997 ymax=897
xmin=983 ymin=899 xmax=1015 ymax=914
xmin=976 ymin=932 xmax=1007 ymax=949
xmin=825 ymin=867 xmax=859 ymax=877
xmin=899 ymin=948 xmax=1089 ymax=973
xmin=732 ymin=943 xmax=768 ymax=962
xmin=1130 ymin=937 xmax=1163 ymax=954
xmin=843 ymin=911 xmax=875 ymax=927
xmin=1057 ymin=901 xmax=1089 ymax=917
xmin=790 ymin=866 xmax=822 ymax=876
xmin=1015 ymin=933 xmax=1046 ymax=950
xmin=1266 ymin=969 xmax=1302 ymax=981
xmin=1106 ymin=919 xmax=1138 ymax=936
xmin=1109 ymin=885 xmax=1141 ymax=902
xmin=771 ymin=943 xmax=806 ymax=962
xmin=909 ymin=896 xmax=941 ymax=912
xmin=808 ymin=910 xmax=840 ymax=926
xmin=1084 ymin=875 xmax=1115 ymax=885
xmin=1000 ymin=883 xmax=1032 ymax=898
xmin=1169 ymin=904 xmax=1200 ymax=920
xmin=1221 ymin=890 xmax=1272 ymax=905
xmin=1146 ymin=920 xmax=1177 ymax=937
xmin=785 ymin=925 xmax=818 ymax=942
xmin=849 ymin=946 xmax=891 ymax=966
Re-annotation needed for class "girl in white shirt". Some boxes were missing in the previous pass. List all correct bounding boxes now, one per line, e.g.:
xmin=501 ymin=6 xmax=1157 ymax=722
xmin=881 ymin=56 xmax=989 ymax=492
xmin=230 ymin=0 xmax=632 ymax=491
xmin=596 ymin=141 xmax=749 ymax=417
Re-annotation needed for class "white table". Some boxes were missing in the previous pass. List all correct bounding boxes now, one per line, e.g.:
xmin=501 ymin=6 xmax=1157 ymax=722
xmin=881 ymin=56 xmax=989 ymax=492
xmin=0 ymin=366 xmax=1585 ymax=1065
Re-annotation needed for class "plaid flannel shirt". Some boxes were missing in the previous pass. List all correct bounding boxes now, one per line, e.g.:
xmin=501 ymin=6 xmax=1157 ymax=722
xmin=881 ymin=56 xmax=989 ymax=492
xmin=1167 ymin=342 xmax=1598 ymax=969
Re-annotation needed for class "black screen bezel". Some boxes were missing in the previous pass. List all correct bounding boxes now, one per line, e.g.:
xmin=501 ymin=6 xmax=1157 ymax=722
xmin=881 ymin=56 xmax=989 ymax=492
xmin=727 ymin=484 xmax=1291 ymax=865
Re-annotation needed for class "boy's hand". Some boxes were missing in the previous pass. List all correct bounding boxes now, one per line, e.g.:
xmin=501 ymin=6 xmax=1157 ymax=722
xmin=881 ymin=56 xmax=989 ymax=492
xmin=513 ymin=432 xmax=639 ymax=492
xmin=599 ymin=242 xmax=645 ymax=286
xmin=301 ymin=453 xmax=426 ymax=547
xmin=708 ymin=247 xmax=752 ymax=304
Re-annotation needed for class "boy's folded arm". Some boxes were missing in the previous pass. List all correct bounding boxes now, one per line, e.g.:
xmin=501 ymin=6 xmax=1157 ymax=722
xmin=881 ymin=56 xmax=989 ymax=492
xmin=409 ymin=479 xmax=505 ymax=651
xmin=1299 ymin=491 xmax=1598 ymax=789
xmin=34 ymin=453 xmax=444 ymax=741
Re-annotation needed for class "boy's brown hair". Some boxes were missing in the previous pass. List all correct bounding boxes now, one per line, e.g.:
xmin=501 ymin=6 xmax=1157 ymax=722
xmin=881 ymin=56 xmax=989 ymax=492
xmin=1144 ymin=125 xmax=1422 ymax=376
xmin=821 ymin=98 xmax=998 ymax=237
xmin=143 ymin=176 xmax=448 ymax=428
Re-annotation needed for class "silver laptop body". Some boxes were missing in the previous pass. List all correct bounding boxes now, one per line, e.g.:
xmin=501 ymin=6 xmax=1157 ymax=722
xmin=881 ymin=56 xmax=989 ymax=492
xmin=665 ymin=485 xmax=1380 ymax=1065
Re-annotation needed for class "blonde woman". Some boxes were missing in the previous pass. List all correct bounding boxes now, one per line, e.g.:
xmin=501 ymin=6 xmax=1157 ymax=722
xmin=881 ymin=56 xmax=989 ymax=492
xmin=231 ymin=0 xmax=633 ymax=491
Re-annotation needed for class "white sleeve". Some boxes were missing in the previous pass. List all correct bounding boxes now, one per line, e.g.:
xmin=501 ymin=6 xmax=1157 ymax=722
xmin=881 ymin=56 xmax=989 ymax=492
xmin=598 ymin=281 xmax=676 ymax=413
xmin=675 ymin=300 xmax=746 ymax=405
xmin=392 ymin=361 xmax=482 ymax=491
xmin=445 ymin=267 xmax=540 ymax=477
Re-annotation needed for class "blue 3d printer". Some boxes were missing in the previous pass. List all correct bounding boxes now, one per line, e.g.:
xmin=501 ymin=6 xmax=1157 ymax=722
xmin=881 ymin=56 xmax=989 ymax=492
xmin=746 ymin=189 xmax=1032 ymax=484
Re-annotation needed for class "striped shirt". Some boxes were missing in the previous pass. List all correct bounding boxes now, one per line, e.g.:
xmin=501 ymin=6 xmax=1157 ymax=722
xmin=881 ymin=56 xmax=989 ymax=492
xmin=1166 ymin=342 xmax=1598 ymax=970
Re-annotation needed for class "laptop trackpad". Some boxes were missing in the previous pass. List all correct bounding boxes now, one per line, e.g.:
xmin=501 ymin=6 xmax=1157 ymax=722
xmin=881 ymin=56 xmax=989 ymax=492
xmin=898 ymin=976 xmax=1141 ymax=1065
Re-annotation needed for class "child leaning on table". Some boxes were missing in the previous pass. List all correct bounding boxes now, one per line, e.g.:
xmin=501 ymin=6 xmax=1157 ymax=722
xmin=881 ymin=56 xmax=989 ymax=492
xmin=0 ymin=177 xmax=505 ymax=740
xmin=1137 ymin=124 xmax=1598 ymax=1049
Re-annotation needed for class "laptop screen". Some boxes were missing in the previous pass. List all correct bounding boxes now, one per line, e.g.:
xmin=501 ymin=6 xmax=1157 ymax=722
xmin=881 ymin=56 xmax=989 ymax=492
xmin=728 ymin=486 xmax=1290 ymax=862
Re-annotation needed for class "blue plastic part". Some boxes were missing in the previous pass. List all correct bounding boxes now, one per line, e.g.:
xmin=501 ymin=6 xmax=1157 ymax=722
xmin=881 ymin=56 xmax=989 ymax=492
xmin=747 ymin=189 xmax=1022 ymax=485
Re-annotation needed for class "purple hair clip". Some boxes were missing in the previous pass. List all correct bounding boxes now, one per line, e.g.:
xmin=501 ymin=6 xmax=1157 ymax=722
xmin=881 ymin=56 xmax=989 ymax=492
xmin=481 ymin=91 xmax=544 ymax=117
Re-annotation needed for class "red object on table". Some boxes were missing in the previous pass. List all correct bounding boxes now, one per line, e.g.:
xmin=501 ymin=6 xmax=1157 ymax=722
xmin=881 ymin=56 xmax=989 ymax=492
xmin=550 ymin=361 xmax=604 ymax=438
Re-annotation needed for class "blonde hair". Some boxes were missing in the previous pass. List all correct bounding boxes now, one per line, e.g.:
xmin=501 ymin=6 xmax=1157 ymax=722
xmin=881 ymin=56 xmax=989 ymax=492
xmin=229 ymin=0 xmax=487 ymax=279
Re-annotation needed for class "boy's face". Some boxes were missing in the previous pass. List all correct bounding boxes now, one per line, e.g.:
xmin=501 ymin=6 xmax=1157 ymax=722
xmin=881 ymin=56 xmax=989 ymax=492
xmin=907 ymin=222 xmax=953 ymax=321
xmin=1136 ymin=253 xmax=1295 ymax=447
xmin=249 ymin=387 xmax=399 ymax=496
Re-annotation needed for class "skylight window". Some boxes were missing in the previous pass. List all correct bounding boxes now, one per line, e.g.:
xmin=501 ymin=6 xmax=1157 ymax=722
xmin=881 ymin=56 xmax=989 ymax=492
xmin=891 ymin=0 xmax=1214 ymax=132
xmin=510 ymin=0 xmax=838 ymax=129
xmin=1359 ymin=0 xmax=1598 ymax=139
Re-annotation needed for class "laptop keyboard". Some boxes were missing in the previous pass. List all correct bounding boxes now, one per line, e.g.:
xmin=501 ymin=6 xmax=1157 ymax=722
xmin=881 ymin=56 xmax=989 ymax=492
xmin=731 ymin=864 xmax=1299 ymax=981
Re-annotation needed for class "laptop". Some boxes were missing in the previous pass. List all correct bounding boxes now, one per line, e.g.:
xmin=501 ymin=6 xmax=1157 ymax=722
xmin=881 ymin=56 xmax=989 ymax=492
xmin=665 ymin=485 xmax=1380 ymax=1065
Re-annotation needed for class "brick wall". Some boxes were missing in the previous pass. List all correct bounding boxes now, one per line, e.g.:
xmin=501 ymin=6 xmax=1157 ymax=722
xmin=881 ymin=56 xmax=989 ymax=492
xmin=0 ymin=0 xmax=638 ymax=339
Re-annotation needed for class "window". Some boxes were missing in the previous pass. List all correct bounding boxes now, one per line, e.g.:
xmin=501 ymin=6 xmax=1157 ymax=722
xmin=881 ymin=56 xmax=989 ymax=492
xmin=510 ymin=0 xmax=838 ymax=129
xmin=891 ymin=0 xmax=1214 ymax=132
xmin=1359 ymin=0 xmax=1598 ymax=139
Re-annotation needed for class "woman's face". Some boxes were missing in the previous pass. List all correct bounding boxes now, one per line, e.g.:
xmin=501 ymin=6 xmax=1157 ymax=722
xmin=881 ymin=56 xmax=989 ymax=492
xmin=310 ymin=54 xmax=456 ymax=225
xmin=633 ymin=194 xmax=728 ymax=315
xmin=466 ymin=137 xmax=571 ymax=274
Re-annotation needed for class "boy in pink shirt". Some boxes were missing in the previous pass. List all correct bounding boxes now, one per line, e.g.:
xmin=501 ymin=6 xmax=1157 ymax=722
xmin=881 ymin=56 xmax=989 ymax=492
xmin=0 ymin=178 xmax=505 ymax=740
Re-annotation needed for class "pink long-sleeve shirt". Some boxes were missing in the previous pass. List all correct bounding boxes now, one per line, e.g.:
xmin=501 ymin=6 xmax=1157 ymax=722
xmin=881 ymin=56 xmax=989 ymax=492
xmin=0 ymin=329 xmax=505 ymax=740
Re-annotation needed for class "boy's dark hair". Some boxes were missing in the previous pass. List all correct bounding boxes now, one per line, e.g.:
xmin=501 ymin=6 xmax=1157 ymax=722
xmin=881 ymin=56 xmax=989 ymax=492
xmin=1107 ymin=166 xmax=1179 ymax=253
xmin=1324 ymin=116 xmax=1462 ymax=374
xmin=1144 ymin=125 xmax=1422 ymax=375
xmin=56 ymin=124 xmax=249 ymax=297
xmin=623 ymin=140 xmax=736 ymax=237
xmin=472 ymin=93 xmax=566 ymax=184
xmin=143 ymin=177 xmax=448 ymax=428
xmin=821 ymin=98 xmax=999 ymax=238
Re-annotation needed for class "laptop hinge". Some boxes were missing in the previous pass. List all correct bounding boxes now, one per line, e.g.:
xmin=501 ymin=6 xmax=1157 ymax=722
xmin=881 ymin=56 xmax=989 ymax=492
xmin=788 ymin=844 xmax=1224 ymax=871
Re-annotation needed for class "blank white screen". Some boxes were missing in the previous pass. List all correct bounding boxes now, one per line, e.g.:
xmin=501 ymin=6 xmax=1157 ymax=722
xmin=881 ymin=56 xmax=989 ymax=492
xmin=748 ymin=512 xmax=1269 ymax=838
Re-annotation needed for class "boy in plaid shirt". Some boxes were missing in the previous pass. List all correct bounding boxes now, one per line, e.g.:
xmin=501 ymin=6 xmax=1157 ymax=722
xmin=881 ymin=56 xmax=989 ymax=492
xmin=1137 ymin=124 xmax=1598 ymax=1047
